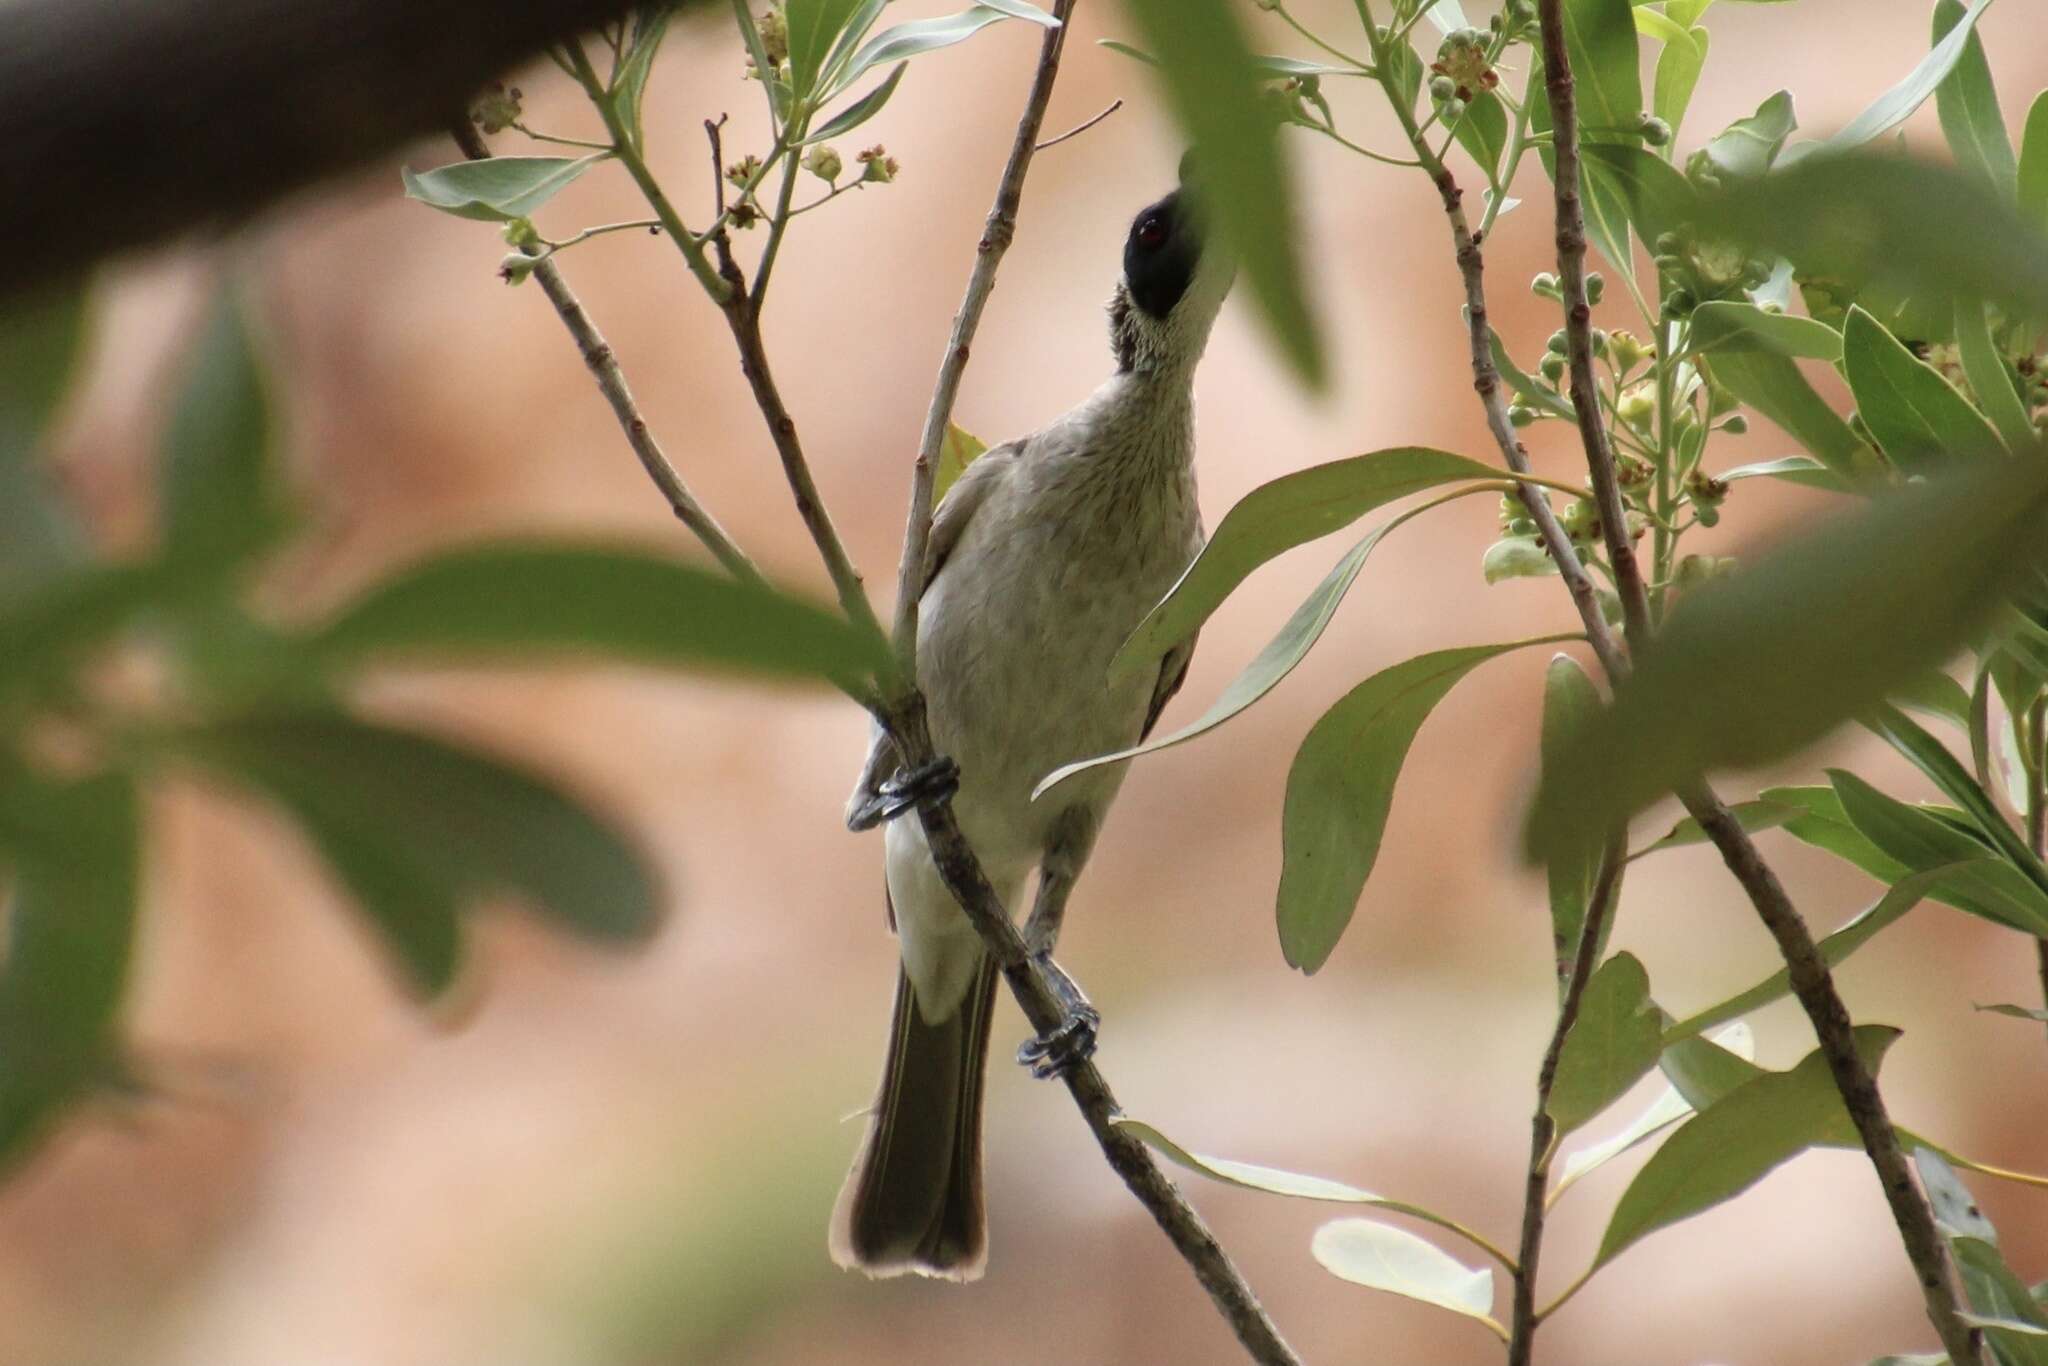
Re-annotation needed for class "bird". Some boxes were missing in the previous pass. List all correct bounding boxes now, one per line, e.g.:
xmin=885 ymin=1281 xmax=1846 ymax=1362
xmin=830 ymin=180 xmax=1234 ymax=1281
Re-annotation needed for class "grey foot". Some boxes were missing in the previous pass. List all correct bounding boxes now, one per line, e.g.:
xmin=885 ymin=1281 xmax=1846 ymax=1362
xmin=845 ymin=756 xmax=961 ymax=832
xmin=1016 ymin=951 xmax=1099 ymax=1079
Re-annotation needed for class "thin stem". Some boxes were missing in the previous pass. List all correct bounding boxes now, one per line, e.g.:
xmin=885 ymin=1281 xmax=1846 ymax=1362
xmin=786 ymin=181 xmax=863 ymax=217
xmin=538 ymin=217 xmax=663 ymax=250
xmin=1508 ymin=833 xmax=1625 ymax=1366
xmin=1310 ymin=123 xmax=1422 ymax=168
xmin=1272 ymin=0 xmax=1373 ymax=70
xmin=752 ymin=134 xmax=804 ymax=304
xmin=510 ymin=122 xmax=614 ymax=150
xmin=1037 ymin=98 xmax=1124 ymax=151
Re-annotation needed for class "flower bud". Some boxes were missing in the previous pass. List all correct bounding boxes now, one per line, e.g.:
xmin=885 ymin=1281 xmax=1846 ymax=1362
xmin=1639 ymin=114 xmax=1673 ymax=146
xmin=498 ymin=252 xmax=538 ymax=285
xmin=1585 ymin=271 xmax=1605 ymax=305
xmin=1429 ymin=74 xmax=1457 ymax=102
xmin=1546 ymin=329 xmax=1569 ymax=355
xmin=757 ymin=5 xmax=789 ymax=65
xmin=471 ymin=81 xmax=523 ymax=135
xmin=501 ymin=217 xmax=540 ymax=249
xmin=1508 ymin=404 xmax=1537 ymax=427
xmin=1482 ymin=536 xmax=1556 ymax=584
xmin=1615 ymin=385 xmax=1654 ymax=425
xmin=1589 ymin=327 xmax=1608 ymax=357
xmin=857 ymin=145 xmax=899 ymax=184
xmin=1531 ymin=271 xmax=1559 ymax=298
xmin=1539 ymin=353 xmax=1565 ymax=383
xmin=802 ymin=144 xmax=842 ymax=182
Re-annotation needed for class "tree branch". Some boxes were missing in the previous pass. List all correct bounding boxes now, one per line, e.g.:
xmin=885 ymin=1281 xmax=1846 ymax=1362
xmin=1508 ymin=832 xmax=1625 ymax=1366
xmin=1532 ymin=5 xmax=1979 ymax=1360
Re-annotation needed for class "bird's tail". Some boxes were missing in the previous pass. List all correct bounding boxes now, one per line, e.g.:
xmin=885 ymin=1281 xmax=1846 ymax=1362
xmin=829 ymin=955 xmax=999 ymax=1280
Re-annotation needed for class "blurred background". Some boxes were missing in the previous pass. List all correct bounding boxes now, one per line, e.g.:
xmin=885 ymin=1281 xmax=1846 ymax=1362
xmin=9 ymin=2 xmax=2048 ymax=1362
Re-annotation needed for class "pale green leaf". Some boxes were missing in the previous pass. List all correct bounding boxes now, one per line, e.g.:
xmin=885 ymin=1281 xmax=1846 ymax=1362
xmin=401 ymin=155 xmax=608 ymax=223
xmin=1821 ymin=0 xmax=1995 ymax=154
xmin=1694 ymin=89 xmax=1796 ymax=182
xmin=1542 ymin=655 xmax=1604 ymax=987
xmin=1701 ymin=348 xmax=1869 ymax=479
xmin=2021 ymin=91 xmax=2048 ymax=234
xmin=1842 ymin=306 xmax=2003 ymax=473
xmin=1954 ymin=297 xmax=2037 ymax=454
xmin=1932 ymin=0 xmax=2016 ymax=196
xmin=804 ymin=62 xmax=906 ymax=142
xmin=1549 ymin=953 xmax=1662 ymax=1136
xmin=161 ymin=286 xmax=281 ymax=570
xmin=785 ymin=0 xmax=868 ymax=95
xmin=1312 ymin=1218 xmax=1500 ymax=1330
xmin=1686 ymin=300 xmax=1841 ymax=362
xmin=1553 ymin=1024 xmax=1756 ymax=1200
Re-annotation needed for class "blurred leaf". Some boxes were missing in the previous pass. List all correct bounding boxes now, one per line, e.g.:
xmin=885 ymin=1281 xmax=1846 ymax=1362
xmin=1719 ymin=455 xmax=1851 ymax=492
xmin=401 ymin=155 xmax=609 ymax=223
xmin=1595 ymin=1026 xmax=1900 ymax=1268
xmin=1644 ymin=15 xmax=1706 ymax=140
xmin=931 ymin=421 xmax=986 ymax=504
xmin=0 ymin=770 xmax=140 ymax=1170
xmin=1039 ymin=504 xmax=1444 ymax=799
xmin=612 ymin=5 xmax=675 ymax=149
xmin=306 ymin=541 xmax=887 ymax=684
xmin=1111 ymin=448 xmax=1504 ymax=682
xmin=1628 ymin=797 xmax=1801 ymax=861
xmin=0 ymin=560 xmax=205 ymax=702
xmin=1526 ymin=464 xmax=2048 ymax=865
xmin=1451 ymin=91 xmax=1509 ymax=186
xmin=1098 ymin=37 xmax=1159 ymax=66
xmin=1661 ymin=862 xmax=1989 ymax=1046
xmin=1543 ymin=655 xmax=1604 ymax=985
xmin=179 ymin=712 xmax=661 ymax=993
xmin=1686 ymin=300 xmax=1841 ymax=362
xmin=838 ymin=4 xmax=1055 ymax=90
xmin=1978 ymin=1003 xmax=2048 ymax=1023
xmin=1126 ymin=0 xmax=1323 ymax=386
xmin=161 ymin=286 xmax=281 ymax=570
xmin=1424 ymin=0 xmax=1470 ymax=35
xmin=1932 ymin=0 xmax=2016 ymax=196
xmin=804 ymin=61 xmax=906 ymax=142
xmin=785 ymin=0 xmax=867 ymax=95
xmin=1284 ymin=636 xmax=1571 ymax=972
xmin=1819 ymin=0 xmax=1993 ymax=154
xmin=1580 ymin=142 xmax=1695 ymax=247
xmin=1311 ymin=1219 xmax=1500 ymax=1331
xmin=1490 ymin=329 xmax=1575 ymax=418
xmin=1842 ymin=306 xmax=2003 ymax=473
xmin=1554 ymin=1023 xmax=1756 ymax=1201
xmin=1700 ymin=348 xmax=1868 ymax=479
xmin=1695 ymin=90 xmax=1796 ymax=182
xmin=1549 ymin=953 xmax=1662 ymax=1136
xmin=1829 ymin=768 xmax=2048 ymax=936
xmin=1955 ymin=298 xmax=2038 ymax=454
xmin=1697 ymin=155 xmax=2048 ymax=328
xmin=0 ymin=280 xmax=88 ymax=446
xmin=2022 ymin=91 xmax=2048 ymax=234
xmin=1893 ymin=670 xmax=1973 ymax=730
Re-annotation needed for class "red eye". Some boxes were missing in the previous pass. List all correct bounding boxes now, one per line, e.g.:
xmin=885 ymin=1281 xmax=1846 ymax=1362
xmin=1136 ymin=216 xmax=1167 ymax=250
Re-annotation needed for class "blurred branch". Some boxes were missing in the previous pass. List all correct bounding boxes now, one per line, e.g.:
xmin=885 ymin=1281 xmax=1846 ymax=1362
xmin=1531 ymin=4 xmax=1980 ymax=1361
xmin=1508 ymin=831 xmax=1624 ymax=1366
xmin=0 ymin=0 xmax=670 ymax=296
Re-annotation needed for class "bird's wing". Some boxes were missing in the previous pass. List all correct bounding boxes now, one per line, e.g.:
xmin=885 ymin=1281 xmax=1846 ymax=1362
xmin=922 ymin=438 xmax=1024 ymax=595
xmin=1139 ymin=633 xmax=1197 ymax=742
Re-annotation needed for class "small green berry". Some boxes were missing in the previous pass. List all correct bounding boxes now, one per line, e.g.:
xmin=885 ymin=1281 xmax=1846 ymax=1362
xmin=1429 ymin=74 xmax=1457 ymax=102
xmin=1639 ymin=115 xmax=1673 ymax=147
xmin=1540 ymin=353 xmax=1566 ymax=383
xmin=1585 ymin=272 xmax=1605 ymax=305
xmin=1509 ymin=404 xmax=1537 ymax=427
xmin=1547 ymin=329 xmax=1569 ymax=355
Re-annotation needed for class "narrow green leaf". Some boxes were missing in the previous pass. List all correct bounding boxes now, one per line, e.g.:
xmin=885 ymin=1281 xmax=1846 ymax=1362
xmin=1549 ymin=953 xmax=1663 ymax=1136
xmin=0 ymin=560 xmax=212 ymax=700
xmin=931 ymin=421 xmax=987 ymax=504
xmin=817 ymin=0 xmax=887 ymax=91
xmin=1526 ymin=464 xmax=2048 ymax=864
xmin=1763 ymin=783 xmax=1915 ymax=885
xmin=1424 ymin=0 xmax=1470 ymax=36
xmin=1580 ymin=142 xmax=1696 ymax=248
xmin=1628 ymin=798 xmax=1801 ymax=861
xmin=1822 ymin=0 xmax=1995 ymax=154
xmin=401 ymin=155 xmax=608 ymax=223
xmin=1596 ymin=1026 xmax=1901 ymax=1268
xmin=1661 ymin=862 xmax=1990 ymax=1046
xmin=1719 ymin=455 xmax=1850 ymax=492
xmin=1694 ymin=90 xmax=1796 ymax=182
xmin=1842 ymin=306 xmax=2003 ymax=473
xmin=1954 ymin=298 xmax=2038 ymax=454
xmin=1701 ymin=348 xmax=1869 ymax=480
xmin=1554 ymin=1023 xmax=1755 ymax=1200
xmin=1543 ymin=655 xmax=1604 ymax=984
xmin=1451 ymin=90 xmax=1509 ymax=186
xmin=1829 ymin=769 xmax=2048 ymax=936
xmin=1097 ymin=37 xmax=1159 ymax=66
xmin=1658 ymin=1030 xmax=1766 ymax=1112
xmin=838 ymin=6 xmax=1051 ymax=89
xmin=1110 ymin=448 xmax=1506 ymax=681
xmin=1978 ymin=1003 xmax=2048 ymax=1023
xmin=785 ymin=0 xmax=867 ymax=95
xmin=1686 ymin=300 xmax=1842 ymax=362
xmin=1932 ymin=0 xmax=2016 ymax=196
xmin=1917 ymin=1150 xmax=2048 ymax=1366
xmin=612 ymin=6 xmax=675 ymax=150
xmin=1490 ymin=329 xmax=1574 ymax=418
xmin=971 ymin=0 xmax=1060 ymax=23
xmin=2021 ymin=91 xmax=2048 ymax=235
xmin=1311 ymin=1219 xmax=1500 ymax=1331
xmin=1126 ymin=0 xmax=1323 ymax=385
xmin=1893 ymin=671 xmax=1974 ymax=731
xmin=1664 ymin=0 xmax=1711 ymax=27
xmin=804 ymin=61 xmax=906 ymax=142
xmin=1116 ymin=1119 xmax=1383 ymax=1203
xmin=1650 ymin=21 xmax=1707 ymax=142
xmin=161 ymin=287 xmax=280 ymax=570
xmin=305 ymin=541 xmax=887 ymax=684
xmin=1284 ymin=636 xmax=1572 ymax=972
xmin=1557 ymin=0 xmax=1644 ymax=136
xmin=1866 ymin=704 xmax=2048 ymax=903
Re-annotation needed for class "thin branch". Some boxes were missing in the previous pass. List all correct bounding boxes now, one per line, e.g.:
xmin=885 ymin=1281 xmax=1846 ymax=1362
xmin=448 ymin=121 xmax=762 ymax=587
xmin=1532 ymin=5 xmax=1979 ymax=1361
xmin=1508 ymin=832 xmax=1625 ymax=1366
xmin=1036 ymin=98 xmax=1123 ymax=151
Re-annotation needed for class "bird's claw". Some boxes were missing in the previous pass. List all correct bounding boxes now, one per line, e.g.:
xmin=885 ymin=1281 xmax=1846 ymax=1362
xmin=1017 ymin=1003 xmax=1100 ymax=1080
xmin=845 ymin=756 xmax=962 ymax=832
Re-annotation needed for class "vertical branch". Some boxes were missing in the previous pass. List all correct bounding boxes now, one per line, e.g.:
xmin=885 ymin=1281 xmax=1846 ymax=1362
xmin=1532 ymin=4 xmax=1979 ymax=1360
xmin=891 ymin=0 xmax=1076 ymax=686
xmin=1508 ymin=833 xmax=1625 ymax=1366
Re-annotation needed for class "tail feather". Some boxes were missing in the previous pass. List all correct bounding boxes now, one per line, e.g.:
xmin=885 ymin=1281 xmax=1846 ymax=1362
xmin=830 ymin=956 xmax=999 ymax=1280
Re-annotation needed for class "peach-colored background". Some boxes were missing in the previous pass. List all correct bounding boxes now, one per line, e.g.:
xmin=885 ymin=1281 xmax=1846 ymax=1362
xmin=11 ymin=3 xmax=2048 ymax=1363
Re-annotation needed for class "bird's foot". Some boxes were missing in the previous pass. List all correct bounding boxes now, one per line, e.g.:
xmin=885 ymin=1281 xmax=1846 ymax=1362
xmin=844 ymin=756 xmax=962 ymax=832
xmin=1016 ymin=952 xmax=1100 ymax=1079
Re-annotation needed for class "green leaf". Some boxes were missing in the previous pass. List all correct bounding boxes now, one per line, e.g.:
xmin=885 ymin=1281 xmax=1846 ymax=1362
xmin=1978 ymin=1003 xmax=2048 ymax=1023
xmin=804 ymin=61 xmax=907 ymax=142
xmin=1557 ymin=0 xmax=1644 ymax=136
xmin=1117 ymin=1118 xmax=1384 ymax=1202
xmin=1829 ymin=768 xmax=2048 ymax=936
xmin=161 ymin=286 xmax=281 ymax=570
xmin=305 ymin=541 xmax=887 ymax=684
xmin=1311 ymin=1218 xmax=1500 ymax=1331
xmin=1549 ymin=953 xmax=1663 ymax=1136
xmin=178 ymin=712 xmax=663 ymax=992
xmin=1686 ymin=300 xmax=1842 ymax=362
xmin=1701 ymin=348 xmax=1869 ymax=480
xmin=817 ymin=0 xmax=888 ymax=92
xmin=1490 ymin=329 xmax=1575 ymax=418
xmin=1719 ymin=455 xmax=1851 ymax=492
xmin=1650 ymin=20 xmax=1707 ymax=141
xmin=1954 ymin=298 xmax=2038 ymax=454
xmin=1595 ymin=1026 xmax=1901 ymax=1268
xmin=1658 ymin=1029 xmax=1765 ymax=1112
xmin=1698 ymin=154 xmax=2048 ymax=329
xmin=838 ymin=5 xmax=1054 ymax=90
xmin=1866 ymin=704 xmax=2048 ymax=902
xmin=785 ymin=0 xmax=868 ymax=95
xmin=1580 ymin=142 xmax=1696 ymax=248
xmin=1110 ymin=448 xmax=1506 ymax=682
xmin=612 ymin=6 xmax=675 ymax=151
xmin=0 ymin=771 xmax=140 ymax=1169
xmin=1694 ymin=90 xmax=1796 ymax=182
xmin=1482 ymin=536 xmax=1557 ymax=584
xmin=1763 ymin=783 xmax=1915 ymax=886
xmin=1037 ymin=500 xmax=1457 ymax=799
xmin=1126 ymin=0 xmax=1323 ymax=386
xmin=1627 ymin=798 xmax=1802 ymax=861
xmin=1423 ymin=0 xmax=1470 ymax=36
xmin=1821 ymin=0 xmax=1994 ymax=154
xmin=1283 ymin=636 xmax=1572 ymax=972
xmin=1932 ymin=0 xmax=2016 ymax=196
xmin=401 ymin=155 xmax=608 ymax=223
xmin=0 ymin=280 xmax=89 ymax=445
xmin=1554 ymin=1023 xmax=1756 ymax=1200
xmin=1893 ymin=670 xmax=1973 ymax=731
xmin=1918 ymin=1150 xmax=2048 ymax=1366
xmin=1543 ymin=655 xmax=1604 ymax=985
xmin=1451 ymin=90 xmax=1509 ymax=186
xmin=1661 ymin=862 xmax=1990 ymax=1046
xmin=2021 ymin=91 xmax=2048 ymax=235
xmin=931 ymin=421 xmax=987 ymax=503
xmin=0 ymin=560 xmax=211 ymax=701
xmin=1842 ymin=306 xmax=2003 ymax=473
xmin=1526 ymin=464 xmax=2048 ymax=864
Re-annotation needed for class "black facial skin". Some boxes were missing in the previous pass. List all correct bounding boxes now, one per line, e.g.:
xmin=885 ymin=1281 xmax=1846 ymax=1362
xmin=1122 ymin=190 xmax=1200 ymax=321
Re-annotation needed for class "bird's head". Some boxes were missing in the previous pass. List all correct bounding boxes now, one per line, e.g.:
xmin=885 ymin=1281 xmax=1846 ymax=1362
xmin=1106 ymin=184 xmax=1234 ymax=377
